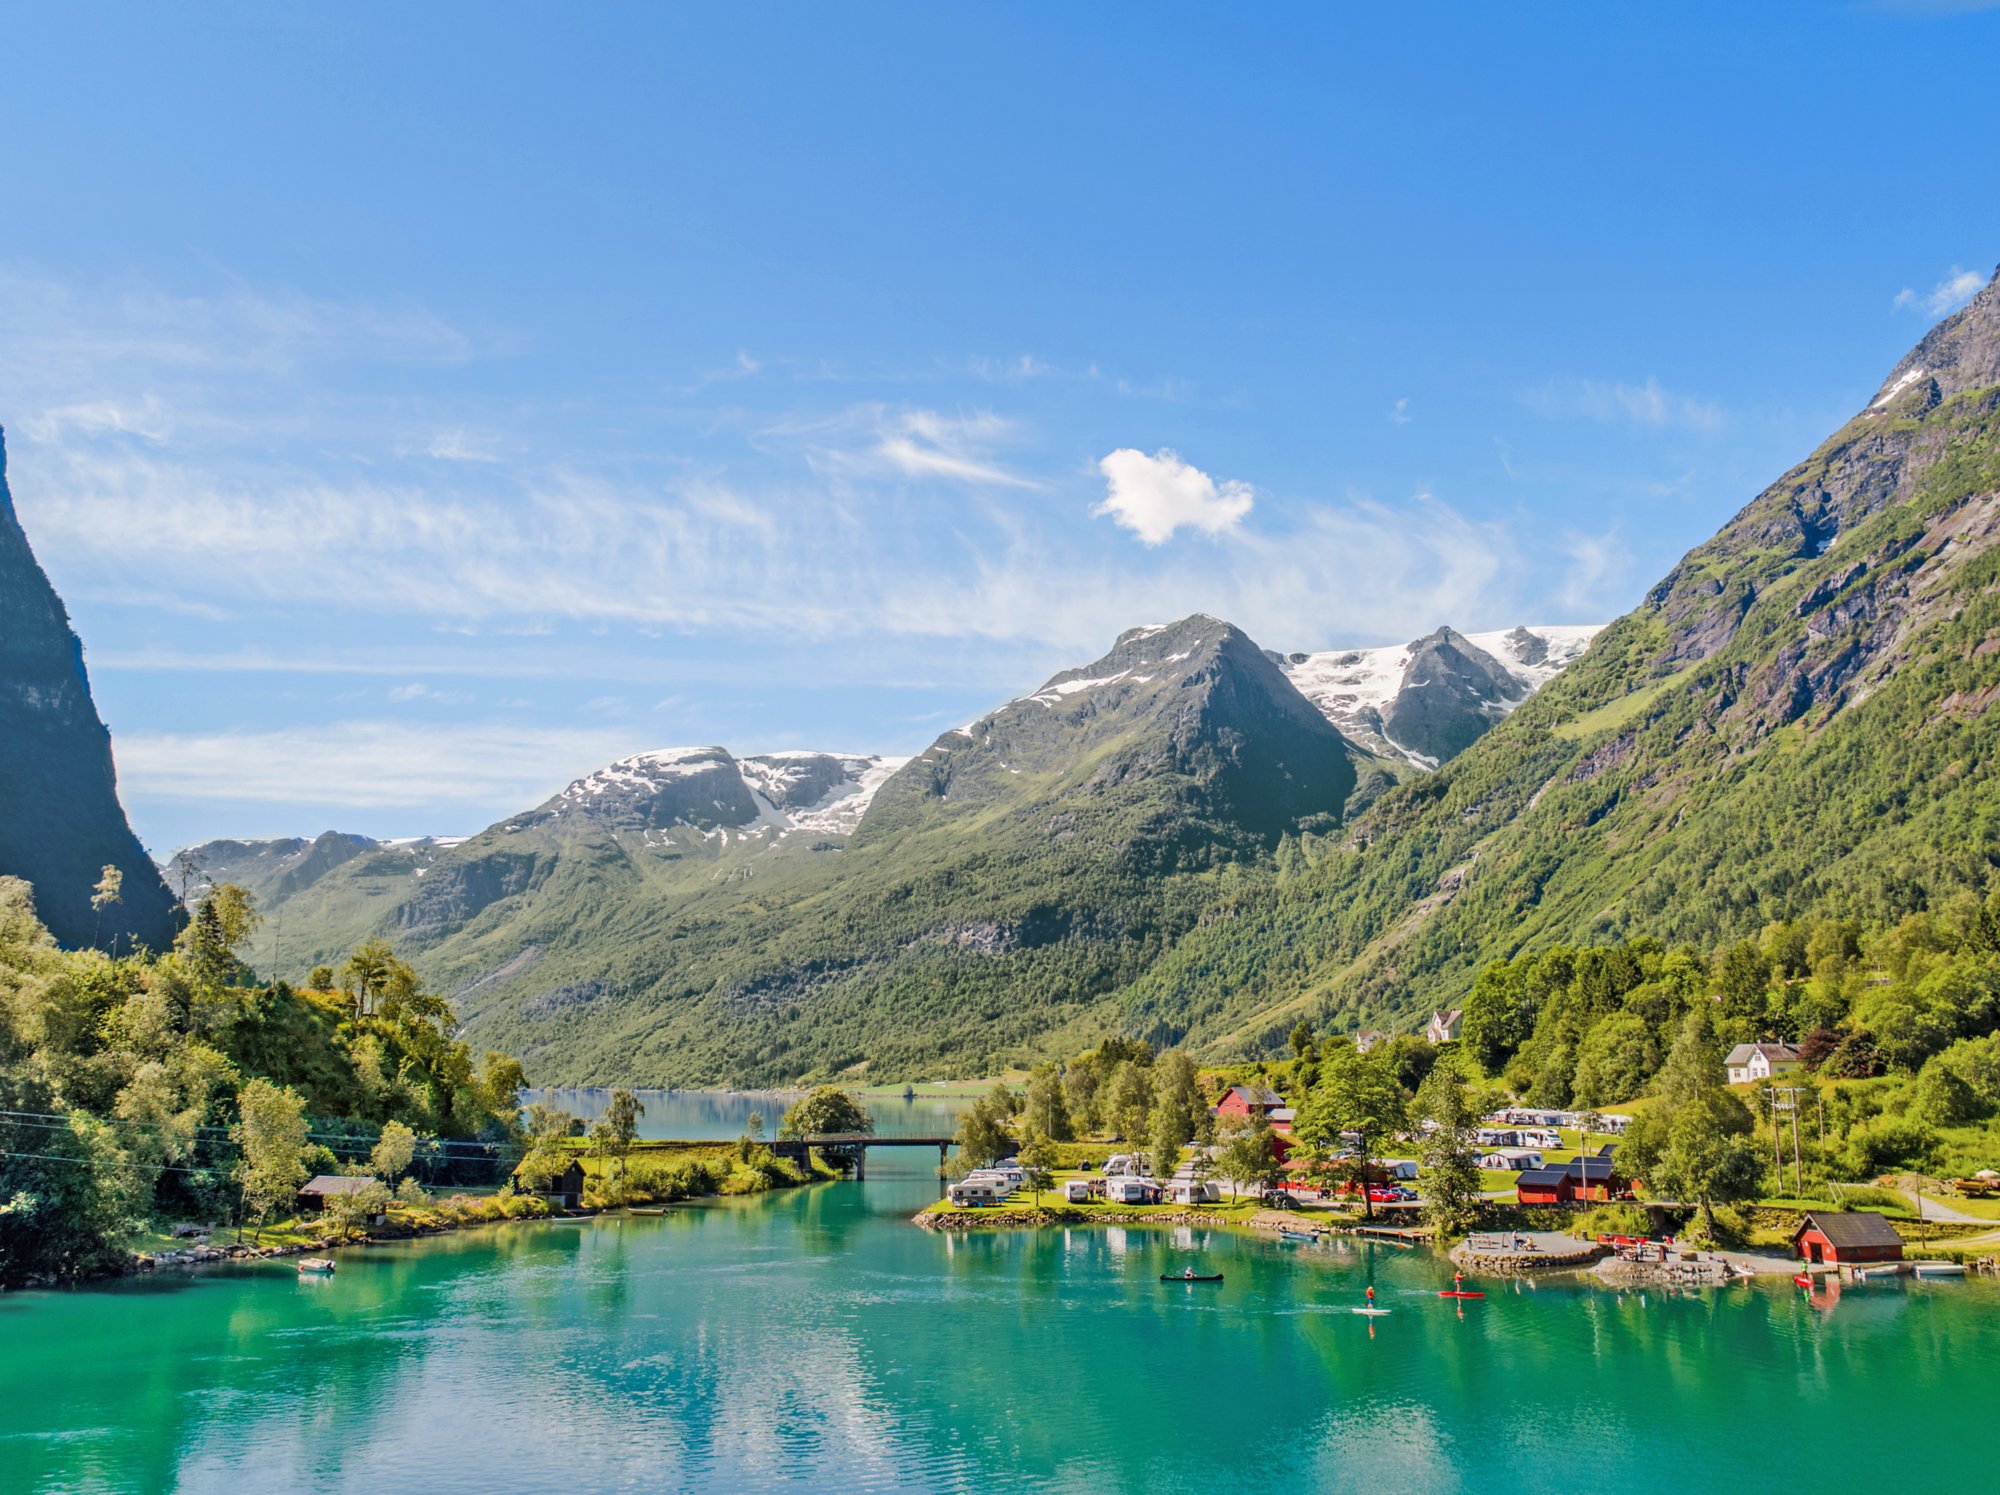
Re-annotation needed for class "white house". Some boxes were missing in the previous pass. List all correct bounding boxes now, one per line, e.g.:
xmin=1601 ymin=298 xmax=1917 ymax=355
xmin=1355 ymin=1029 xmax=1386 ymax=1053
xmin=1725 ymin=1042 xmax=1803 ymax=1085
xmin=1426 ymin=1008 xmax=1465 ymax=1044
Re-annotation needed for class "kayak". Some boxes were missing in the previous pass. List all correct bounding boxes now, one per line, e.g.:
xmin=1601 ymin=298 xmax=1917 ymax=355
xmin=1438 ymin=1290 xmax=1485 ymax=1299
xmin=1161 ymin=1273 xmax=1224 ymax=1283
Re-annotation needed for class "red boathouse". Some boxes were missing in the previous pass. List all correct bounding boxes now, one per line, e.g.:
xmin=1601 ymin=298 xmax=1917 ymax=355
xmin=1792 ymin=1211 xmax=1904 ymax=1266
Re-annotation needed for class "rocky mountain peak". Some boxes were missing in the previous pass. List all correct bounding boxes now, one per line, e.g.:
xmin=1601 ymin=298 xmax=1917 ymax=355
xmin=1869 ymin=261 xmax=2000 ymax=413
xmin=0 ymin=427 xmax=179 ymax=950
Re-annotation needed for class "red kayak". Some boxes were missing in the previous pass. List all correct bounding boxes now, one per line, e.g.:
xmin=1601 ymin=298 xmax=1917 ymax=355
xmin=1438 ymin=1290 xmax=1486 ymax=1299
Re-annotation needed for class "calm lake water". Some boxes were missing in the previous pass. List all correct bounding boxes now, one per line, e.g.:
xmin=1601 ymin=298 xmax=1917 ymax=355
xmin=4 ymin=1091 xmax=1996 ymax=1493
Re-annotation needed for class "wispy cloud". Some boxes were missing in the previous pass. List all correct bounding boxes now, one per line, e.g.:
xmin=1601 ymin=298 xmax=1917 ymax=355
xmin=769 ymin=403 xmax=1039 ymax=488
xmin=1390 ymin=398 xmax=1412 ymax=426
xmin=1522 ymin=376 xmax=1724 ymax=431
xmin=1893 ymin=265 xmax=1985 ymax=317
xmin=1095 ymin=448 xmax=1254 ymax=545
xmin=388 ymin=682 xmax=473 ymax=705
xmin=117 ymin=720 xmax=641 ymax=813
xmin=0 ymin=264 xmax=478 ymax=380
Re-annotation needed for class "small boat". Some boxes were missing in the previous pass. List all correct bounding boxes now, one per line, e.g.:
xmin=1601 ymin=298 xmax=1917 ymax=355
xmin=1792 ymin=1274 xmax=1814 ymax=1288
xmin=1913 ymin=1262 xmax=1966 ymax=1278
xmin=297 ymin=1257 xmax=336 ymax=1275
xmin=1160 ymin=1272 xmax=1224 ymax=1283
xmin=629 ymin=1208 xmax=667 ymax=1216
xmin=1279 ymin=1230 xmax=1318 ymax=1243
xmin=1438 ymin=1290 xmax=1485 ymax=1299
xmin=1855 ymin=1264 xmax=1905 ymax=1279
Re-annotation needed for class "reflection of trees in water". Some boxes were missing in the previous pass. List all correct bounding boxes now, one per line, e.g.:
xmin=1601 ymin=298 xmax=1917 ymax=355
xmin=19 ymin=1194 xmax=2000 ymax=1491
xmin=520 ymin=1088 xmax=973 ymax=1141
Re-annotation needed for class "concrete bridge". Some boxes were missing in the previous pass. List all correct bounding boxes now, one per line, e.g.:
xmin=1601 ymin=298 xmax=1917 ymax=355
xmin=769 ymin=1134 xmax=955 ymax=1180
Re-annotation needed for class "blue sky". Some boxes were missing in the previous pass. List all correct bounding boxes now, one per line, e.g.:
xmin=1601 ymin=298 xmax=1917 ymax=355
xmin=1 ymin=3 xmax=1995 ymax=850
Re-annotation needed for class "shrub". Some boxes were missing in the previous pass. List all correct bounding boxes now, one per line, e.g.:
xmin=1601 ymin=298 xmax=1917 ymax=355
xmin=1582 ymin=1203 xmax=1655 ymax=1238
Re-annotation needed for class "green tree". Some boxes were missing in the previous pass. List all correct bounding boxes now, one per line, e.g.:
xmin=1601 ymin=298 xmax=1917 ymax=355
xmin=951 ymin=1088 xmax=1014 ymax=1173
xmin=231 ymin=1078 xmax=311 ymax=1240
xmin=307 ymin=965 xmax=334 ymax=991
xmin=603 ymin=1088 xmax=644 ymax=1178
xmin=745 ymin=1110 xmax=766 ymax=1142
xmin=369 ymin=1120 xmax=418 ymax=1184
xmin=1017 ymin=1135 xmax=1060 ymax=1207
xmin=1215 ymin=1111 xmax=1280 ymax=1201
xmin=1414 ymin=1065 xmax=1481 ymax=1235
xmin=1149 ymin=1103 xmax=1184 ymax=1185
xmin=339 ymin=939 xmax=398 ymax=1019
xmin=321 ymin=1174 xmax=391 ymax=1242
xmin=90 ymin=864 xmax=123 ymax=950
xmin=779 ymin=1086 xmax=874 ymax=1139
xmin=1022 ymin=1063 xmax=1074 ymax=1142
xmin=1105 ymin=1060 xmax=1154 ymax=1143
xmin=1293 ymin=1045 xmax=1406 ymax=1220
xmin=1618 ymin=1011 xmax=1762 ymax=1238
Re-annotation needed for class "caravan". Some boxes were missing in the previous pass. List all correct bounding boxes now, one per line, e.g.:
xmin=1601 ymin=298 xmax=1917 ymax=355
xmin=1105 ymin=1176 xmax=1163 ymax=1205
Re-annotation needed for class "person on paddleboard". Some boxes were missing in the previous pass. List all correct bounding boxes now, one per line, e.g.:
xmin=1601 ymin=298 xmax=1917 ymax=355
xmin=1454 ymin=1272 xmax=1464 ymax=1294
xmin=1366 ymin=1285 xmax=1375 ymax=1307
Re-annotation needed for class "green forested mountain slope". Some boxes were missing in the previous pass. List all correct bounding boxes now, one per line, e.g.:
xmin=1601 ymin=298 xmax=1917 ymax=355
xmin=228 ymin=616 xmax=1400 ymax=1084
xmin=1134 ymin=263 xmax=2000 ymax=1055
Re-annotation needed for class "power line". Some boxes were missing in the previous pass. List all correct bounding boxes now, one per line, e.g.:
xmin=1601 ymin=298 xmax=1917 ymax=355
xmin=0 ymin=1109 xmax=508 ymax=1153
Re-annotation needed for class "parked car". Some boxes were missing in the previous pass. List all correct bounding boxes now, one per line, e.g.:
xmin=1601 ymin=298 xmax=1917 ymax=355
xmin=1260 ymin=1189 xmax=1297 ymax=1209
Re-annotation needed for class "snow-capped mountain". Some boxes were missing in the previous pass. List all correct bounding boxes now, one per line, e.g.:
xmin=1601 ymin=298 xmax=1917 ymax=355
xmin=1278 ymin=623 xmax=1601 ymax=765
xmin=519 ymin=746 xmax=909 ymax=843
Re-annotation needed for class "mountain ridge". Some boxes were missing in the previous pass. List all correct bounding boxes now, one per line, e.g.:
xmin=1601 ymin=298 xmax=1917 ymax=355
xmin=0 ymin=428 xmax=178 ymax=951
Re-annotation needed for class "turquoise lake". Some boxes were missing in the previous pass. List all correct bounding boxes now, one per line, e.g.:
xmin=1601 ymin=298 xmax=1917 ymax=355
xmin=3 ymin=1091 xmax=1996 ymax=1493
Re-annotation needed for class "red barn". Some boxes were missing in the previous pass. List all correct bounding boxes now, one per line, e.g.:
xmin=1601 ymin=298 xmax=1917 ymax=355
xmin=1214 ymin=1085 xmax=1295 ymax=1162
xmin=1213 ymin=1085 xmax=1284 ymax=1122
xmin=1515 ymin=1167 xmax=1571 ymax=1205
xmin=1793 ymin=1211 xmax=1904 ymax=1266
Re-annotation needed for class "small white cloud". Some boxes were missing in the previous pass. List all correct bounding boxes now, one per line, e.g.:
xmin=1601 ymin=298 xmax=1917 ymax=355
xmin=389 ymin=682 xmax=472 ymax=705
xmin=1094 ymin=448 xmax=1255 ymax=546
xmin=1390 ymin=398 xmax=1412 ymax=425
xmin=1523 ymin=376 xmax=1723 ymax=431
xmin=426 ymin=428 xmax=500 ymax=463
xmin=1893 ymin=265 xmax=1985 ymax=317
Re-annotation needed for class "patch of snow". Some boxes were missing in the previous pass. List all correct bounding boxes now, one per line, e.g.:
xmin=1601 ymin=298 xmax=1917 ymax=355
xmin=1282 ymin=624 xmax=1603 ymax=766
xmin=1462 ymin=624 xmax=1604 ymax=692
xmin=1027 ymin=670 xmax=1132 ymax=706
xmin=1869 ymin=365 xmax=1926 ymax=411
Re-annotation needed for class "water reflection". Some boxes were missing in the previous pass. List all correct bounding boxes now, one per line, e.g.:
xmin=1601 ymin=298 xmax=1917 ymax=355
xmin=2 ymin=1110 xmax=1997 ymax=1493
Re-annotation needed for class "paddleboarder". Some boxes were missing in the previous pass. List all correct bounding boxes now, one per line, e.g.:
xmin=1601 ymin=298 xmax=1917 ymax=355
xmin=1365 ymin=1284 xmax=1376 ymax=1309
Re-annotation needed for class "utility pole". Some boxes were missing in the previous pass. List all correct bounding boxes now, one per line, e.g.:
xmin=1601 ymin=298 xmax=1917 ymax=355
xmin=1776 ymin=1087 xmax=1792 ymax=1191
xmin=1788 ymin=1094 xmax=1803 ymax=1200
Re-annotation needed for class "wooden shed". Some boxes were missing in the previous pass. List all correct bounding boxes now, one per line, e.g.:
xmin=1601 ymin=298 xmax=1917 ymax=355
xmin=296 ymin=1175 xmax=380 ymax=1215
xmin=1793 ymin=1210 xmax=1904 ymax=1266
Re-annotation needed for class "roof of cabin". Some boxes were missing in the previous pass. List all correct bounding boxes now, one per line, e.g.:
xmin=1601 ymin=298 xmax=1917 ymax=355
xmin=1796 ymin=1211 xmax=1904 ymax=1249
